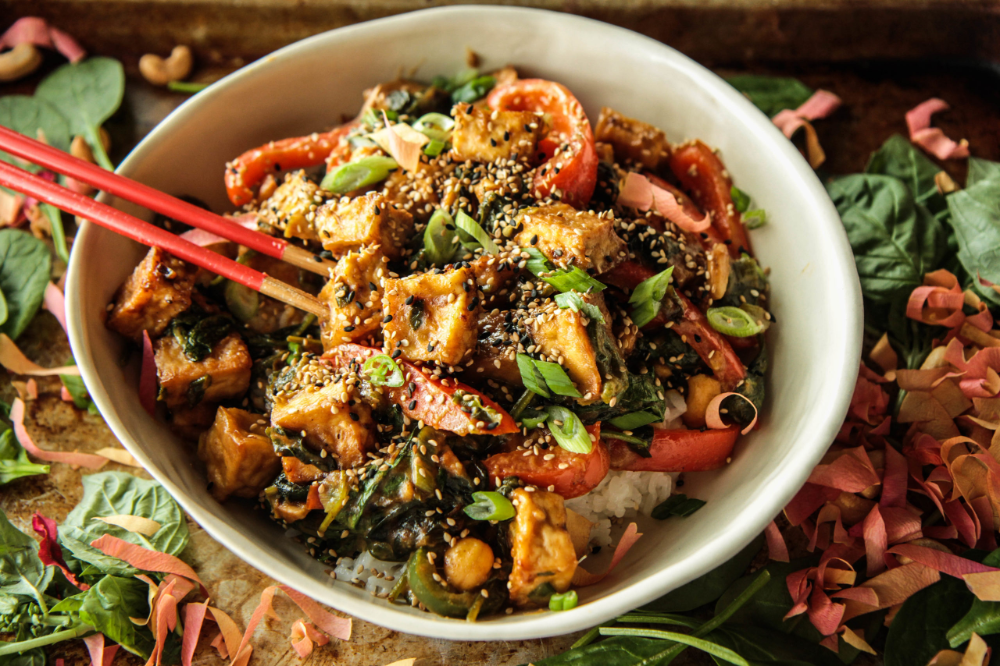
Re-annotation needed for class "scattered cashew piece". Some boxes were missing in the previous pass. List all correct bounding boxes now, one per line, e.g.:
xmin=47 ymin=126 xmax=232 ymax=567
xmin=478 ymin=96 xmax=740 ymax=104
xmin=0 ymin=43 xmax=43 ymax=82
xmin=139 ymin=45 xmax=193 ymax=86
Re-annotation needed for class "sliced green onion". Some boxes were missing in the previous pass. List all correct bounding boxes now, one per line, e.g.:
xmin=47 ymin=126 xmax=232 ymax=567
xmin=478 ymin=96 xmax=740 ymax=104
xmin=414 ymin=112 xmax=455 ymax=133
xmin=455 ymin=209 xmax=499 ymax=255
xmin=629 ymin=266 xmax=674 ymax=328
xmin=730 ymin=186 xmax=751 ymax=213
xmin=549 ymin=590 xmax=578 ymax=611
xmin=543 ymin=267 xmax=606 ymax=294
xmin=544 ymin=406 xmax=593 ymax=454
xmin=523 ymin=247 xmax=555 ymax=276
xmin=362 ymin=354 xmax=405 ymax=387
xmin=423 ymin=209 xmax=458 ymax=265
xmin=520 ymin=409 xmax=549 ymax=429
xmin=652 ymin=494 xmax=707 ymax=519
xmin=451 ymin=75 xmax=496 ymax=104
xmin=609 ymin=411 xmax=660 ymax=430
xmin=463 ymin=491 xmax=515 ymax=521
xmin=516 ymin=353 xmax=551 ymax=399
xmin=434 ymin=68 xmax=479 ymax=92
xmin=554 ymin=291 xmax=605 ymax=323
xmin=321 ymin=155 xmax=398 ymax=194
xmin=167 ymin=80 xmax=209 ymax=94
xmin=423 ymin=139 xmax=447 ymax=157
xmin=534 ymin=360 xmax=582 ymax=398
xmin=743 ymin=209 xmax=767 ymax=229
xmin=706 ymin=306 xmax=769 ymax=337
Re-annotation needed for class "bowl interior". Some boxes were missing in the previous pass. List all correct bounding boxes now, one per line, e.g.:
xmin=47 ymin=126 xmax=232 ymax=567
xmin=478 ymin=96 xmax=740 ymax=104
xmin=66 ymin=6 xmax=861 ymax=640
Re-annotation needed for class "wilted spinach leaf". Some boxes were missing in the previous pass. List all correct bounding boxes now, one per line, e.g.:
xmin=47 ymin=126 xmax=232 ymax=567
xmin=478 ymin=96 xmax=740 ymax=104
xmin=0 ymin=511 xmax=53 ymax=610
xmin=866 ymin=134 xmax=949 ymax=220
xmin=726 ymin=75 xmax=814 ymax=117
xmin=0 ymin=96 xmax=72 ymax=171
xmin=0 ymin=648 xmax=47 ymax=666
xmin=827 ymin=174 xmax=947 ymax=304
xmin=0 ymin=429 xmax=49 ymax=485
xmin=947 ymin=178 xmax=1000 ymax=307
xmin=707 ymin=625 xmax=843 ymax=666
xmin=80 ymin=575 xmax=154 ymax=658
xmin=885 ymin=575 xmax=973 ymax=666
xmin=967 ymin=157 xmax=1000 ymax=187
xmin=0 ymin=230 xmax=52 ymax=340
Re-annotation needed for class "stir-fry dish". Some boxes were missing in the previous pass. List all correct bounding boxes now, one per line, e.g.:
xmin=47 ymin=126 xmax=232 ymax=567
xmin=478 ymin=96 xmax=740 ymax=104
xmin=105 ymin=65 xmax=771 ymax=618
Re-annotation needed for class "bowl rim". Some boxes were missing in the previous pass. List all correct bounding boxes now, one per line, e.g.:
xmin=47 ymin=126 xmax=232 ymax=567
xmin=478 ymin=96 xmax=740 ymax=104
xmin=66 ymin=4 xmax=863 ymax=641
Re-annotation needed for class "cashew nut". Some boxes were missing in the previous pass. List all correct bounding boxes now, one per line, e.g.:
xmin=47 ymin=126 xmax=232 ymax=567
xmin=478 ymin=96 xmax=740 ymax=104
xmin=139 ymin=45 xmax=193 ymax=86
xmin=0 ymin=43 xmax=43 ymax=83
xmin=70 ymin=128 xmax=111 ymax=164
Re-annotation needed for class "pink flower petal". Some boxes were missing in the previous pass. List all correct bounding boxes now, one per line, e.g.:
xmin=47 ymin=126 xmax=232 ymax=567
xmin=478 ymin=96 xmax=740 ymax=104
xmin=572 ymin=522 xmax=643 ymax=586
xmin=705 ymin=392 xmax=758 ymax=435
xmin=764 ymin=520 xmax=789 ymax=562
xmin=178 ymin=228 xmax=229 ymax=247
xmin=60 ymin=385 xmax=73 ymax=402
xmin=89 ymin=534 xmax=203 ymax=586
xmin=862 ymin=506 xmax=888 ymax=577
xmin=43 ymin=283 xmax=67 ymax=334
xmin=772 ymin=110 xmax=807 ymax=139
xmin=0 ymin=334 xmax=80 ymax=376
xmin=906 ymin=98 xmax=951 ymax=136
xmin=290 ymin=619 xmax=329 ymax=659
xmin=12 ymin=398 xmax=106 ymax=468
xmin=83 ymin=633 xmax=118 ymax=666
xmin=888 ymin=543 xmax=998 ymax=578
xmin=880 ymin=443 xmax=908 ymax=509
xmin=906 ymin=99 xmax=969 ymax=160
xmin=140 ymin=331 xmax=157 ymax=417
xmin=0 ymin=17 xmax=86 ymax=63
xmin=231 ymin=585 xmax=280 ymax=666
xmin=207 ymin=607 xmax=242 ymax=661
xmin=48 ymin=27 xmax=86 ymax=63
xmin=651 ymin=185 xmax=712 ymax=234
xmin=807 ymin=446 xmax=880 ymax=493
xmin=278 ymin=585 xmax=353 ymax=641
xmin=617 ymin=172 xmax=653 ymax=210
xmin=181 ymin=601 xmax=208 ymax=666
xmin=796 ymin=90 xmax=843 ymax=121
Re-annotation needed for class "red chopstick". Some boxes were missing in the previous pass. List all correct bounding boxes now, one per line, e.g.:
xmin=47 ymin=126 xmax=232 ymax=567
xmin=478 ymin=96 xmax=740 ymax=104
xmin=0 ymin=159 xmax=327 ymax=318
xmin=0 ymin=125 xmax=335 ymax=277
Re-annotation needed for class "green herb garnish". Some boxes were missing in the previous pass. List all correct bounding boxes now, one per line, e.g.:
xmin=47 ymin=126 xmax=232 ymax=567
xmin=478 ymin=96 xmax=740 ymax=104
xmin=463 ymin=491 xmax=515 ymax=521
xmin=362 ymin=354 xmax=405 ymax=388
xmin=629 ymin=266 xmax=674 ymax=328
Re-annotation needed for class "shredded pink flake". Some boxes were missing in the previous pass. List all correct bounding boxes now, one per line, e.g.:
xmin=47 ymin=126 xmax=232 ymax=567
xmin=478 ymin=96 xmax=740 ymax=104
xmin=278 ymin=585 xmax=353 ymax=641
xmin=181 ymin=601 xmax=209 ymax=666
xmin=290 ymin=619 xmax=329 ymax=659
xmin=907 ymin=269 xmax=966 ymax=328
xmin=231 ymin=585 xmax=279 ymax=666
xmin=89 ymin=534 xmax=203 ymax=586
xmin=705 ymin=392 xmax=758 ymax=435
xmin=617 ymin=172 xmax=653 ymax=210
xmin=207 ymin=607 xmax=243 ymax=661
xmin=573 ymin=522 xmax=643 ymax=586
xmin=374 ymin=112 xmax=426 ymax=172
xmin=651 ymin=185 xmax=712 ymax=233
xmin=60 ymin=385 xmax=73 ymax=402
xmin=0 ymin=17 xmax=86 ymax=63
xmin=772 ymin=90 xmax=842 ymax=138
xmin=12 ymin=398 xmax=106 ymax=468
xmin=888 ymin=543 xmax=999 ymax=578
xmin=42 ymin=283 xmax=67 ymax=334
xmin=178 ymin=228 xmax=230 ymax=247
xmin=83 ymin=633 xmax=118 ymax=666
xmin=906 ymin=98 xmax=970 ymax=160
xmin=0 ymin=333 xmax=80 ymax=376
xmin=140 ymin=330 xmax=157 ymax=416
xmin=764 ymin=520 xmax=789 ymax=562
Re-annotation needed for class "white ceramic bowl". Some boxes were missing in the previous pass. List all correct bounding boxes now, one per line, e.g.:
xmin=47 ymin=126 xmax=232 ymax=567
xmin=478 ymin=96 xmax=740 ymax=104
xmin=66 ymin=6 xmax=862 ymax=640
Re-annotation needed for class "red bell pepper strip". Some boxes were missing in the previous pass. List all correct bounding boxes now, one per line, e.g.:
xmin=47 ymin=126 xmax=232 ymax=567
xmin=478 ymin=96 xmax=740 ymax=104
xmin=325 ymin=343 xmax=518 ymax=436
xmin=224 ymin=120 xmax=359 ymax=207
xmin=607 ymin=426 xmax=739 ymax=472
xmin=669 ymin=140 xmax=752 ymax=258
xmin=485 ymin=426 xmax=608 ymax=499
xmin=487 ymin=79 xmax=598 ymax=208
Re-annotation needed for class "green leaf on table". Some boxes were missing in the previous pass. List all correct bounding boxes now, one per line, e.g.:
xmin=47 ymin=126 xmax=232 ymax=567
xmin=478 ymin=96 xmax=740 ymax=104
xmin=827 ymin=174 xmax=948 ymax=304
xmin=643 ymin=535 xmax=764 ymax=613
xmin=947 ymin=178 xmax=1000 ymax=307
xmin=35 ymin=57 xmax=125 ymax=170
xmin=885 ymin=575 xmax=973 ymax=666
xmin=866 ymin=134 xmax=949 ymax=220
xmin=0 ymin=95 xmax=72 ymax=171
xmin=0 ymin=230 xmax=52 ymax=340
xmin=0 ymin=511 xmax=53 ymax=610
xmin=530 ymin=635 xmax=683 ymax=666
xmin=80 ymin=575 xmax=154 ymax=658
xmin=0 ymin=648 xmax=47 ymax=666
xmin=0 ymin=429 xmax=49 ymax=485
xmin=946 ymin=547 xmax=1000 ymax=648
xmin=967 ymin=157 xmax=1000 ymax=187
xmin=706 ymin=625 xmax=843 ymax=666
xmin=726 ymin=75 xmax=814 ymax=117
xmin=59 ymin=472 xmax=189 ymax=561
xmin=59 ymin=372 xmax=92 ymax=410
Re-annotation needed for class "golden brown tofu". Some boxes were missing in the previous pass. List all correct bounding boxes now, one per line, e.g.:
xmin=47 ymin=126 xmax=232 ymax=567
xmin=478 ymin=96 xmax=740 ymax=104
xmin=154 ymin=333 xmax=252 ymax=408
xmin=106 ymin=247 xmax=196 ymax=341
xmin=270 ymin=380 xmax=375 ymax=468
xmin=381 ymin=267 xmax=479 ymax=366
xmin=469 ymin=254 xmax=517 ymax=298
xmin=527 ymin=306 xmax=600 ymax=402
xmin=594 ymin=107 xmax=672 ymax=171
xmin=198 ymin=407 xmax=280 ymax=502
xmin=515 ymin=204 xmax=626 ymax=274
xmin=381 ymin=160 xmax=442 ymax=223
xmin=314 ymin=192 xmax=414 ymax=260
xmin=318 ymin=247 xmax=389 ymax=348
xmin=508 ymin=489 xmax=577 ymax=607
xmin=451 ymin=105 xmax=542 ymax=163
xmin=258 ymin=170 xmax=322 ymax=243
xmin=565 ymin=509 xmax=595 ymax=559
xmin=169 ymin=401 xmax=219 ymax=441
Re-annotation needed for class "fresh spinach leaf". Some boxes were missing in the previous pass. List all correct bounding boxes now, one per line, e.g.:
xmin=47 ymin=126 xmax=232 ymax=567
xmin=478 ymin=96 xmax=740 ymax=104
xmin=866 ymin=134 xmax=949 ymax=220
xmin=885 ymin=575 xmax=973 ymax=666
xmin=35 ymin=57 xmax=125 ymax=170
xmin=945 ymin=548 xmax=1000 ymax=647
xmin=0 ymin=511 xmax=53 ymax=612
xmin=0 ymin=429 xmax=49 ymax=485
xmin=967 ymin=157 xmax=1000 ymax=187
xmin=59 ymin=472 xmax=188 ymax=558
xmin=643 ymin=535 xmax=764 ymax=613
xmin=58 ymin=372 xmax=91 ymax=411
xmin=0 ymin=648 xmax=47 ymax=666
xmin=706 ymin=625 xmax=843 ymax=666
xmin=0 ymin=96 xmax=72 ymax=170
xmin=80 ymin=575 xmax=154 ymax=658
xmin=0 ymin=230 xmax=52 ymax=340
xmin=58 ymin=533 xmax=137 ymax=579
xmin=947 ymin=178 xmax=1000 ymax=307
xmin=827 ymin=174 xmax=947 ymax=304
xmin=726 ymin=76 xmax=814 ymax=117
xmin=531 ymin=636 xmax=679 ymax=665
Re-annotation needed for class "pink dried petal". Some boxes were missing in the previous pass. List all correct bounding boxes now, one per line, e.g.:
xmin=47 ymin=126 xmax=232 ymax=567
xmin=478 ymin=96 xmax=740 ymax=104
xmin=0 ymin=333 xmax=80 ymax=376
xmin=764 ymin=520 xmax=789 ymax=562
xmin=862 ymin=506 xmax=888 ymax=577
xmin=43 ymin=283 xmax=67 ymax=334
xmin=89 ymin=534 xmax=203 ymax=586
xmin=650 ymin=184 xmax=712 ymax=234
xmin=278 ymin=584 xmax=353 ymax=641
xmin=906 ymin=99 xmax=970 ymax=160
xmin=32 ymin=513 xmax=88 ymax=590
xmin=12 ymin=398 xmax=106 ymax=468
xmin=0 ymin=17 xmax=86 ymax=62
xmin=181 ymin=601 xmax=209 ymax=666
xmin=617 ymin=172 xmax=653 ymax=210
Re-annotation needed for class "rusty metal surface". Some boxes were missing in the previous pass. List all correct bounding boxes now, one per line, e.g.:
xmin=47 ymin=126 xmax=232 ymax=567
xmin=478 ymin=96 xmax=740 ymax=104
xmin=2 ymin=9 xmax=999 ymax=664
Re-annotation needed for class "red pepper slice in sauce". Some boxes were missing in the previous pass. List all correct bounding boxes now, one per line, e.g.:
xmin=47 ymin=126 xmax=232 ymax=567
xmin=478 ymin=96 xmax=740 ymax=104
xmin=485 ymin=426 xmax=608 ymax=499
xmin=608 ymin=426 xmax=739 ymax=472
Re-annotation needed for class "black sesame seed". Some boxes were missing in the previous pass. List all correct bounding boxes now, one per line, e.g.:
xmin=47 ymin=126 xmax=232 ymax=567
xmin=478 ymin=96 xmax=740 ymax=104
xmin=349 ymin=411 xmax=359 ymax=421
xmin=344 ymin=325 xmax=356 ymax=332
xmin=530 ymin=235 xmax=539 ymax=245
xmin=503 ymin=131 xmax=510 ymax=141
xmin=723 ymin=239 xmax=732 ymax=245
xmin=486 ymin=422 xmax=498 ymax=430
xmin=405 ymin=295 xmax=415 ymax=305
xmin=694 ymin=334 xmax=703 ymax=343
xmin=489 ymin=138 xmax=497 ymax=147
xmin=468 ymin=297 xmax=479 ymax=311
xmin=369 ymin=281 xmax=379 ymax=291
xmin=383 ymin=315 xmax=393 ymax=323
xmin=408 ymin=400 xmax=417 ymax=410
xmin=391 ymin=349 xmax=402 ymax=359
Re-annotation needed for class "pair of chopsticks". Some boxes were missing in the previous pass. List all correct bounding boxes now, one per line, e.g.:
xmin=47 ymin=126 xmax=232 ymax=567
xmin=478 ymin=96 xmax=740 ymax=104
xmin=0 ymin=126 xmax=332 ymax=318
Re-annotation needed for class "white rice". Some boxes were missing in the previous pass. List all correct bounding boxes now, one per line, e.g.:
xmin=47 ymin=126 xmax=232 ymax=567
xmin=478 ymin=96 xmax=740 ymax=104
xmin=565 ymin=470 xmax=676 ymax=547
xmin=333 ymin=551 xmax=406 ymax=596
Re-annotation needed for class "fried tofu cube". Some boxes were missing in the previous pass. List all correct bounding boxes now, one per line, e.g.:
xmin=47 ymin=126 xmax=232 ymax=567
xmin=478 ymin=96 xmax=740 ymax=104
xmin=107 ymin=247 xmax=197 ymax=341
xmin=270 ymin=380 xmax=375 ymax=468
xmin=508 ymin=489 xmax=577 ymax=606
xmin=314 ymin=192 xmax=414 ymax=260
xmin=381 ymin=160 xmax=442 ymax=223
xmin=258 ymin=170 xmax=322 ymax=243
xmin=594 ymin=107 xmax=672 ymax=170
xmin=528 ymin=306 xmax=601 ymax=402
xmin=154 ymin=333 xmax=252 ymax=408
xmin=198 ymin=407 xmax=281 ymax=502
xmin=170 ymin=401 xmax=219 ymax=441
xmin=381 ymin=267 xmax=479 ymax=366
xmin=515 ymin=204 xmax=626 ymax=274
xmin=469 ymin=254 xmax=517 ymax=297
xmin=451 ymin=105 xmax=542 ymax=163
xmin=319 ymin=247 xmax=389 ymax=348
